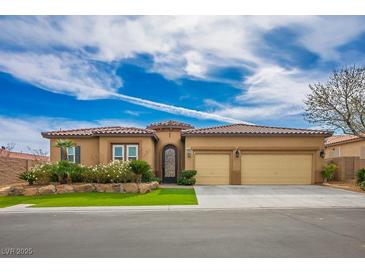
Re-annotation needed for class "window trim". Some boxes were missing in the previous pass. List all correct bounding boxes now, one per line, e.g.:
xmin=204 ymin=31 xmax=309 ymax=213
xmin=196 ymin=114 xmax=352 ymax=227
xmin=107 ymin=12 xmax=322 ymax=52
xmin=112 ymin=144 xmax=125 ymax=161
xmin=67 ymin=147 xmax=76 ymax=163
xmin=127 ymin=144 xmax=139 ymax=161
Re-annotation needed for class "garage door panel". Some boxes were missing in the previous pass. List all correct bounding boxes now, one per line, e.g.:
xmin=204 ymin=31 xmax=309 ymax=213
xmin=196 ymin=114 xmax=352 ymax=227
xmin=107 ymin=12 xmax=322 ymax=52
xmin=241 ymin=154 xmax=312 ymax=184
xmin=195 ymin=154 xmax=230 ymax=185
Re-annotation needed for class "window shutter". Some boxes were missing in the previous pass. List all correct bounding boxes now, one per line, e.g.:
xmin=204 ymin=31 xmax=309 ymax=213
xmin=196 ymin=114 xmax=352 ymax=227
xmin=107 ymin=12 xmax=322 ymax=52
xmin=75 ymin=146 xmax=81 ymax=164
xmin=60 ymin=148 xmax=66 ymax=160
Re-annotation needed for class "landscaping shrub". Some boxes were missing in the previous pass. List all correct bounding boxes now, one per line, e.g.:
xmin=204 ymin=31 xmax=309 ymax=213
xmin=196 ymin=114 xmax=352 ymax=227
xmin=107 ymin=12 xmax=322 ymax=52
xmin=83 ymin=161 xmax=133 ymax=183
xmin=356 ymin=168 xmax=365 ymax=191
xmin=19 ymin=163 xmax=55 ymax=185
xmin=357 ymin=168 xmax=365 ymax=183
xmin=20 ymin=160 xmax=156 ymax=185
xmin=129 ymin=160 xmax=152 ymax=183
xmin=177 ymin=170 xmax=197 ymax=185
xmin=320 ymin=163 xmax=337 ymax=183
xmin=19 ymin=170 xmax=37 ymax=185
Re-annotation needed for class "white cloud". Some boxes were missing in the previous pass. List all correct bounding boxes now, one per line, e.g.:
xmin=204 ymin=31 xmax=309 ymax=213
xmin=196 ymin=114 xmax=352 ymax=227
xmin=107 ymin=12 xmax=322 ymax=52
xmin=113 ymin=93 xmax=246 ymax=123
xmin=0 ymin=51 xmax=121 ymax=99
xmin=1 ymin=16 xmax=365 ymax=123
xmin=0 ymin=116 xmax=144 ymax=153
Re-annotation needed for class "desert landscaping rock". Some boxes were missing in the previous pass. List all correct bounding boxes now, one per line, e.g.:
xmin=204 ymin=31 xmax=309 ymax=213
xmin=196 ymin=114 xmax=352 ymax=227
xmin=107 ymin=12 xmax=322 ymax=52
xmin=73 ymin=183 xmax=95 ymax=193
xmin=38 ymin=185 xmax=56 ymax=195
xmin=122 ymin=182 xmax=139 ymax=193
xmin=0 ymin=186 xmax=12 ymax=196
xmin=111 ymin=183 xmax=122 ymax=193
xmin=139 ymin=183 xmax=152 ymax=194
xmin=94 ymin=184 xmax=112 ymax=193
xmin=55 ymin=184 xmax=75 ymax=194
xmin=23 ymin=187 xmax=39 ymax=196
xmin=0 ymin=182 xmax=158 ymax=196
xmin=9 ymin=186 xmax=25 ymax=196
xmin=151 ymin=181 xmax=159 ymax=189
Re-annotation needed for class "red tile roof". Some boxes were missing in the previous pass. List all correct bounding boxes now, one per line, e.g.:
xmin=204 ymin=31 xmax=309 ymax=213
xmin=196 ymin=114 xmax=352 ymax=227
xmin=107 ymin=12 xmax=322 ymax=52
xmin=147 ymin=120 xmax=194 ymax=130
xmin=0 ymin=149 xmax=49 ymax=161
xmin=41 ymin=126 xmax=158 ymax=140
xmin=325 ymin=135 xmax=365 ymax=147
xmin=181 ymin=124 xmax=332 ymax=137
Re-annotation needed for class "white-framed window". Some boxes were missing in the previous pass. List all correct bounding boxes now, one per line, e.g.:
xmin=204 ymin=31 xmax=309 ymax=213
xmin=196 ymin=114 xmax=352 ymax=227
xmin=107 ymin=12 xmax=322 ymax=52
xmin=112 ymin=145 xmax=124 ymax=161
xmin=67 ymin=147 xmax=76 ymax=163
xmin=127 ymin=145 xmax=138 ymax=161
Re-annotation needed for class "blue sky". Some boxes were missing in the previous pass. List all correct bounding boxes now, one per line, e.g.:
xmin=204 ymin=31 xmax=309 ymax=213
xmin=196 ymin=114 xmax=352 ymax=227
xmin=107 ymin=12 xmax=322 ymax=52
xmin=1 ymin=16 xmax=365 ymax=152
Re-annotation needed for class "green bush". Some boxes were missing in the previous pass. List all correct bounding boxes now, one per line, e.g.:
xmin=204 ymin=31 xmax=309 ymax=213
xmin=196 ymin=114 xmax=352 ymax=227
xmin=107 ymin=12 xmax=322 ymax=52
xmin=359 ymin=181 xmax=365 ymax=191
xmin=20 ymin=160 xmax=154 ymax=185
xmin=83 ymin=161 xmax=133 ymax=183
xmin=19 ymin=163 xmax=55 ymax=185
xmin=19 ymin=170 xmax=37 ymax=185
xmin=356 ymin=168 xmax=365 ymax=184
xmin=177 ymin=169 xmax=197 ymax=185
xmin=129 ymin=160 xmax=152 ymax=183
xmin=321 ymin=163 xmax=337 ymax=182
xmin=181 ymin=170 xmax=197 ymax=179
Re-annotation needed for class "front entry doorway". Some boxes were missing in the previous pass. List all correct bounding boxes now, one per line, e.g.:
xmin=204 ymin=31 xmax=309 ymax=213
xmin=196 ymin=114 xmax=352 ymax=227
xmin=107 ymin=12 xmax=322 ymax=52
xmin=162 ymin=145 xmax=177 ymax=183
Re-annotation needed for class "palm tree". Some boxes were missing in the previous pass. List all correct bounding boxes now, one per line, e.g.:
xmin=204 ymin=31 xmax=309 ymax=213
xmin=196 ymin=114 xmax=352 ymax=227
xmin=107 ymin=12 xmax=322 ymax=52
xmin=55 ymin=139 xmax=76 ymax=161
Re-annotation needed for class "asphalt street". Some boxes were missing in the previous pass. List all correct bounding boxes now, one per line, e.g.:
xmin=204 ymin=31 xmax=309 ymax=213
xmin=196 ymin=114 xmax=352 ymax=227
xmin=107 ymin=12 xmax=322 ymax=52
xmin=1 ymin=208 xmax=365 ymax=257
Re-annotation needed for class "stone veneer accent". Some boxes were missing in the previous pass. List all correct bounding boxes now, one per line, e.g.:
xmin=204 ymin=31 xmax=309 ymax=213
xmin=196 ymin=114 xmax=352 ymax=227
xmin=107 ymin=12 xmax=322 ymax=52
xmin=0 ymin=182 xmax=159 ymax=196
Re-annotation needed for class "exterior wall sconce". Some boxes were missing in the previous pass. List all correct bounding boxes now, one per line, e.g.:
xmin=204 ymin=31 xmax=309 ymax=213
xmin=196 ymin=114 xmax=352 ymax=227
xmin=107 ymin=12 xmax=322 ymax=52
xmin=320 ymin=150 xmax=325 ymax=159
xmin=235 ymin=148 xmax=240 ymax=158
xmin=186 ymin=148 xmax=193 ymax=158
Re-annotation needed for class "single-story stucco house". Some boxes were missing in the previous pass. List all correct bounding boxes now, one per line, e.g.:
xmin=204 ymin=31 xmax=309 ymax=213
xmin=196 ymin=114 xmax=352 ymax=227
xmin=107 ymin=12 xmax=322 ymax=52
xmin=324 ymin=135 xmax=365 ymax=181
xmin=42 ymin=120 xmax=332 ymax=185
xmin=325 ymin=135 xmax=365 ymax=159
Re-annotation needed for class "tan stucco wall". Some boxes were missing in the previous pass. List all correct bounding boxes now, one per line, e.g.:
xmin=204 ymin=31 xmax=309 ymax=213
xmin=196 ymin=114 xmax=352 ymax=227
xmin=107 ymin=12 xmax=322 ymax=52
xmin=50 ymin=138 xmax=99 ymax=166
xmin=154 ymin=129 xmax=184 ymax=177
xmin=184 ymin=136 xmax=326 ymax=184
xmin=325 ymin=140 xmax=365 ymax=159
xmin=49 ymin=136 xmax=156 ymax=171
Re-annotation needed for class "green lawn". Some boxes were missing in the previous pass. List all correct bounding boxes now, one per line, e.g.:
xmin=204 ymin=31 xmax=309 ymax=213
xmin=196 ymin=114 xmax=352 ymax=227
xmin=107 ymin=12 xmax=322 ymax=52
xmin=0 ymin=188 xmax=197 ymax=208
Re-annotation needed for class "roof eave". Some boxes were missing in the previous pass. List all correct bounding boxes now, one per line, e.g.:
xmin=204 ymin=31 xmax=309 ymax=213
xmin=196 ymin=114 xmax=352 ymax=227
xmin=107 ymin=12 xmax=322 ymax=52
xmin=325 ymin=137 xmax=364 ymax=147
xmin=181 ymin=133 xmax=333 ymax=138
xmin=41 ymin=133 xmax=159 ymax=141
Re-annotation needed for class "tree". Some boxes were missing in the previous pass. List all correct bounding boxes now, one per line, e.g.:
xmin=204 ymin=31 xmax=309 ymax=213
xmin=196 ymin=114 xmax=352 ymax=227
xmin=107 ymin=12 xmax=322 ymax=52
xmin=304 ymin=66 xmax=365 ymax=136
xmin=0 ymin=142 xmax=16 ymax=157
xmin=54 ymin=139 xmax=76 ymax=161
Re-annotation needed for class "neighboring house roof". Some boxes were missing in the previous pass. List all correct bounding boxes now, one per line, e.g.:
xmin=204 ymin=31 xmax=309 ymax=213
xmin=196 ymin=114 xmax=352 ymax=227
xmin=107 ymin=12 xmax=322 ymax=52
xmin=41 ymin=126 xmax=159 ymax=140
xmin=325 ymin=135 xmax=365 ymax=147
xmin=0 ymin=149 xmax=49 ymax=161
xmin=181 ymin=124 xmax=332 ymax=137
xmin=146 ymin=120 xmax=194 ymax=130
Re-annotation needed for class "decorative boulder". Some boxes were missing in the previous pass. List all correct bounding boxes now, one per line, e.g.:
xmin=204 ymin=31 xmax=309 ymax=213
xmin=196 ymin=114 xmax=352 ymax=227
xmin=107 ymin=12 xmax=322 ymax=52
xmin=151 ymin=181 xmax=159 ymax=189
xmin=56 ymin=184 xmax=74 ymax=194
xmin=111 ymin=183 xmax=122 ymax=193
xmin=38 ymin=185 xmax=56 ymax=195
xmin=9 ymin=186 xmax=25 ymax=196
xmin=94 ymin=184 xmax=113 ymax=193
xmin=0 ymin=186 xmax=12 ymax=196
xmin=139 ymin=183 xmax=152 ymax=194
xmin=73 ymin=183 xmax=95 ymax=193
xmin=23 ymin=187 xmax=39 ymax=196
xmin=122 ymin=182 xmax=139 ymax=193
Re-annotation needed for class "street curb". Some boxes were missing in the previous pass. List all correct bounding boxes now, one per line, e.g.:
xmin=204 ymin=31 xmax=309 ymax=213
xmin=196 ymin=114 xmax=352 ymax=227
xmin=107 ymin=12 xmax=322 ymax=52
xmin=1 ymin=204 xmax=365 ymax=214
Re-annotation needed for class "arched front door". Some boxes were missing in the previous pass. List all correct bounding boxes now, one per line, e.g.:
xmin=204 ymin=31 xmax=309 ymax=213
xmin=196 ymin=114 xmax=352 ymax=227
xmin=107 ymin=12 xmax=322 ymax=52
xmin=162 ymin=145 xmax=177 ymax=184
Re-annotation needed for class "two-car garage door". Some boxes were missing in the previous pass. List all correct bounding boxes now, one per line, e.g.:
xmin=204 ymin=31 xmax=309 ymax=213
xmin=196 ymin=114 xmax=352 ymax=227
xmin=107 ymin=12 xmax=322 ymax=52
xmin=241 ymin=154 xmax=312 ymax=184
xmin=194 ymin=152 xmax=312 ymax=185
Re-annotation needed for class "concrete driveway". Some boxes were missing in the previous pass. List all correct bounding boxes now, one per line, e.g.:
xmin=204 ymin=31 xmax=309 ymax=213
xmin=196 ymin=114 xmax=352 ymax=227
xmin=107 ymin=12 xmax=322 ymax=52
xmin=194 ymin=185 xmax=365 ymax=209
